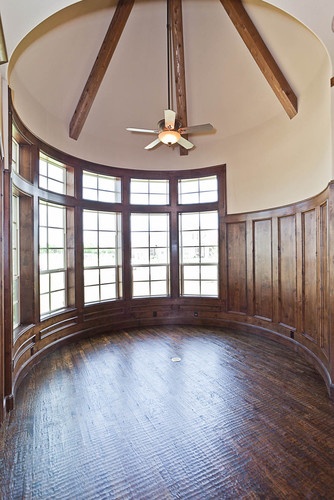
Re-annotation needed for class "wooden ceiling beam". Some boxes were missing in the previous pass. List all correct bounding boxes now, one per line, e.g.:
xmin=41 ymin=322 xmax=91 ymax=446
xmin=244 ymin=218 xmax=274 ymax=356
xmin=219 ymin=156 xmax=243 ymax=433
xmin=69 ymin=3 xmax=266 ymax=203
xmin=170 ymin=0 xmax=189 ymax=155
xmin=69 ymin=0 xmax=135 ymax=140
xmin=220 ymin=0 xmax=298 ymax=119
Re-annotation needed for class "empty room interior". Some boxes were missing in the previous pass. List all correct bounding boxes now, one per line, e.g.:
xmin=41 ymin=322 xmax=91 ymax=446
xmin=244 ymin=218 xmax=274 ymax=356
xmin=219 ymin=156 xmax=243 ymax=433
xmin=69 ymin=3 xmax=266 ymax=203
xmin=1 ymin=0 xmax=334 ymax=498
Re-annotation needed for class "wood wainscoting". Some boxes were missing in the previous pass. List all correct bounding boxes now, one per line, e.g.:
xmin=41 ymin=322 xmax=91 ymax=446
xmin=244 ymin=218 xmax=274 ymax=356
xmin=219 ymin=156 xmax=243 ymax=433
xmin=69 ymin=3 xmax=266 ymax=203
xmin=8 ymin=182 xmax=334 ymax=408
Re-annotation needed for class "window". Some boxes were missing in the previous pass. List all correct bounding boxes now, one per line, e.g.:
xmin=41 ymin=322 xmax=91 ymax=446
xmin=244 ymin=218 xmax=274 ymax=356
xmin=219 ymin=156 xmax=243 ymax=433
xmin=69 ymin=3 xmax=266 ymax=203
xmin=39 ymin=201 xmax=67 ymax=316
xmin=12 ymin=138 xmax=19 ymax=173
xmin=83 ymin=171 xmax=121 ymax=203
xmin=83 ymin=210 xmax=122 ymax=303
xmin=12 ymin=194 xmax=20 ymax=328
xmin=39 ymin=153 xmax=66 ymax=194
xmin=178 ymin=175 xmax=218 ymax=204
xmin=130 ymin=179 xmax=169 ymax=205
xmin=131 ymin=213 xmax=170 ymax=297
xmin=179 ymin=211 xmax=219 ymax=296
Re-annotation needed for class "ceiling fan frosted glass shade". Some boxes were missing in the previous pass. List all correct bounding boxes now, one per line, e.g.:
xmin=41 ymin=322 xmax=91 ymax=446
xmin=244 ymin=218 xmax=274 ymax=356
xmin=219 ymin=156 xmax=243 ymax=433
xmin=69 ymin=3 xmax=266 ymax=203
xmin=159 ymin=130 xmax=181 ymax=145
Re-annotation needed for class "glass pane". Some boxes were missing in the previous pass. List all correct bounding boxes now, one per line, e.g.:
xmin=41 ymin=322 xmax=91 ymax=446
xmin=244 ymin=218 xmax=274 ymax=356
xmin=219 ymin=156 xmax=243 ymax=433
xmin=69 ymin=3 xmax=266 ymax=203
xmin=200 ymin=211 xmax=218 ymax=229
xmin=150 ymin=266 xmax=167 ymax=280
xmin=39 ymin=203 xmax=47 ymax=226
xmin=180 ymin=213 xmax=199 ymax=230
xmin=150 ymin=232 xmax=167 ymax=248
xmin=48 ymin=228 xmax=64 ymax=248
xmin=85 ymin=269 xmax=99 ymax=286
xmin=40 ymin=274 xmax=49 ymax=294
xmin=99 ymin=232 xmax=115 ymax=248
xmin=131 ymin=232 xmax=149 ymax=248
xmin=133 ymin=281 xmax=150 ymax=297
xmin=133 ymin=266 xmax=150 ymax=281
xmin=180 ymin=192 xmax=199 ymax=204
xmin=201 ymin=246 xmax=218 ymax=263
xmin=101 ymin=284 xmax=115 ymax=301
xmin=130 ymin=193 xmax=148 ymax=205
xmin=99 ymin=249 xmax=116 ymax=266
xmin=201 ymin=265 xmax=218 ymax=280
xmin=182 ymin=247 xmax=200 ymax=264
xmin=50 ymin=271 xmax=65 ymax=291
xmin=131 ymin=214 xmax=149 ymax=231
xmin=132 ymin=248 xmax=149 ymax=265
xmin=149 ymin=194 xmax=168 ymax=205
xmin=48 ymin=206 xmax=64 ymax=228
xmin=179 ymin=179 xmax=198 ymax=194
xmin=39 ymin=252 xmax=48 ymax=271
xmin=150 ymin=214 xmax=168 ymax=231
xmin=201 ymin=229 xmax=218 ymax=246
xmin=83 ymin=188 xmax=98 ymax=201
xmin=40 ymin=294 xmax=50 ymax=315
xmin=99 ymin=212 xmax=116 ymax=230
xmin=83 ymin=211 xmax=98 ymax=230
xmin=39 ymin=176 xmax=48 ymax=190
xmin=200 ymin=176 xmax=217 ymax=192
xmin=84 ymin=285 xmax=100 ymax=303
xmin=84 ymin=249 xmax=98 ymax=267
xmin=83 ymin=172 xmax=98 ymax=188
xmin=48 ymin=249 xmax=65 ymax=270
xmin=150 ymin=180 xmax=168 ymax=194
xmin=100 ymin=268 xmax=116 ymax=284
xmin=84 ymin=231 xmax=98 ymax=248
xmin=131 ymin=179 xmax=148 ymax=194
xmin=39 ymin=228 xmax=47 ymax=248
xmin=151 ymin=281 xmax=167 ymax=296
xmin=200 ymin=191 xmax=217 ymax=203
xmin=183 ymin=265 xmax=200 ymax=280
xmin=150 ymin=248 xmax=168 ymax=263
xmin=181 ymin=230 xmax=199 ymax=246
xmin=50 ymin=290 xmax=65 ymax=311
xmin=183 ymin=280 xmax=200 ymax=295
xmin=49 ymin=164 xmax=65 ymax=182
xmin=201 ymin=280 xmax=218 ymax=296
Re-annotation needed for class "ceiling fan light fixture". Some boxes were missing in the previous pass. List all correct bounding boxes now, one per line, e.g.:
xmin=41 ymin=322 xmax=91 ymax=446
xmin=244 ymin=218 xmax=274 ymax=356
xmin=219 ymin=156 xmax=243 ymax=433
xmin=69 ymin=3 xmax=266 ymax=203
xmin=158 ymin=129 xmax=181 ymax=145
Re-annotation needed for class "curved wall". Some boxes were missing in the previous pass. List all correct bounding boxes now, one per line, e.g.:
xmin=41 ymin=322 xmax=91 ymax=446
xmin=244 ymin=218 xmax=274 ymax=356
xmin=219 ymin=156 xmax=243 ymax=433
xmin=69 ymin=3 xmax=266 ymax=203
xmin=6 ymin=115 xmax=334 ymax=407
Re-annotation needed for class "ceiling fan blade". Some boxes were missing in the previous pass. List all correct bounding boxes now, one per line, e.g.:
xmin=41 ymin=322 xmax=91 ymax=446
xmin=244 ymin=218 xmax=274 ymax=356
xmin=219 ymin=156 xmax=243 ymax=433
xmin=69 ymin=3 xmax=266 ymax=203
xmin=126 ymin=127 xmax=158 ymax=134
xmin=164 ymin=109 xmax=176 ymax=129
xmin=177 ymin=136 xmax=194 ymax=150
xmin=145 ymin=138 xmax=162 ymax=150
xmin=179 ymin=123 xmax=214 ymax=134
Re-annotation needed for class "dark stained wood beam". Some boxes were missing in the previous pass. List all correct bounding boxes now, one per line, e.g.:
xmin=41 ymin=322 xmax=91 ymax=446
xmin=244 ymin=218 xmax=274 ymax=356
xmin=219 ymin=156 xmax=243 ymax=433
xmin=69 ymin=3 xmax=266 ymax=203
xmin=170 ymin=0 xmax=189 ymax=155
xmin=69 ymin=0 xmax=135 ymax=140
xmin=331 ymin=76 xmax=334 ymax=87
xmin=220 ymin=0 xmax=298 ymax=119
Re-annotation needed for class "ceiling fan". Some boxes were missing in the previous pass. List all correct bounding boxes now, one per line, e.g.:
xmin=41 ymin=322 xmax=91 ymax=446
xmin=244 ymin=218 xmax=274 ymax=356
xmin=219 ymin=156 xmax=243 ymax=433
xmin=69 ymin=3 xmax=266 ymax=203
xmin=126 ymin=0 xmax=214 ymax=151
xmin=126 ymin=109 xmax=213 ymax=150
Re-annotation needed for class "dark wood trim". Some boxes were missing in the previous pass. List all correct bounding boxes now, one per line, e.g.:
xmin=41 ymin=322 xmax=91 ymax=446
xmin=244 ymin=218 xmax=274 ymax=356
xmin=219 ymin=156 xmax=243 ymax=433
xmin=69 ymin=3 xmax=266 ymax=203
xmin=220 ymin=0 xmax=298 ymax=119
xmin=170 ymin=0 xmax=189 ymax=156
xmin=69 ymin=0 xmax=135 ymax=140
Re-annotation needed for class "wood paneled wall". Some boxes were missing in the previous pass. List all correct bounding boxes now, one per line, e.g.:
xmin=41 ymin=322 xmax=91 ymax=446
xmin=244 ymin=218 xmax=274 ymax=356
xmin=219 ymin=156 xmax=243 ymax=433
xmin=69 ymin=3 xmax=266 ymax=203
xmin=5 ymin=184 xmax=333 ymax=409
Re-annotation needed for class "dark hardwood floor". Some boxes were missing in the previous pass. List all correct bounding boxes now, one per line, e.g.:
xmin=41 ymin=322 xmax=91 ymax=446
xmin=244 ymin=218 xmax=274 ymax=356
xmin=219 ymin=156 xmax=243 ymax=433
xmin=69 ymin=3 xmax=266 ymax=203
xmin=1 ymin=325 xmax=334 ymax=499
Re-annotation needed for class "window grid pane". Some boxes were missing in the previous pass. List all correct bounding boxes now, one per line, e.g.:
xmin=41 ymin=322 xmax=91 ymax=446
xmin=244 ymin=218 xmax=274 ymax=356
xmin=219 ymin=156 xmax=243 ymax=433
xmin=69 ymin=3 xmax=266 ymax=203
xmin=131 ymin=213 xmax=170 ymax=297
xmin=39 ymin=153 xmax=66 ymax=194
xmin=83 ymin=210 xmax=122 ymax=304
xmin=12 ymin=138 xmax=19 ymax=173
xmin=179 ymin=211 xmax=219 ymax=297
xmin=178 ymin=175 xmax=218 ymax=204
xmin=130 ymin=179 xmax=169 ymax=205
xmin=39 ymin=201 xmax=67 ymax=316
xmin=82 ymin=171 xmax=122 ymax=203
xmin=12 ymin=194 xmax=20 ymax=329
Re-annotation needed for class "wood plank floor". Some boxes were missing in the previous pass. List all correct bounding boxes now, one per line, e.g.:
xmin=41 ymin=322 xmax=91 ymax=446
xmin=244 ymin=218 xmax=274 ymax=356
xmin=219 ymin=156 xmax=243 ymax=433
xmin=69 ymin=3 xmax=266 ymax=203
xmin=1 ymin=325 xmax=334 ymax=499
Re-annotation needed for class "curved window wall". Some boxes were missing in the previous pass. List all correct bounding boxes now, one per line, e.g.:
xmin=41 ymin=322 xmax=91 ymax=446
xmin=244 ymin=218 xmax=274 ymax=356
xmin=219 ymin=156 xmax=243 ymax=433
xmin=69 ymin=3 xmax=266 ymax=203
xmin=9 ymin=119 xmax=226 ymax=339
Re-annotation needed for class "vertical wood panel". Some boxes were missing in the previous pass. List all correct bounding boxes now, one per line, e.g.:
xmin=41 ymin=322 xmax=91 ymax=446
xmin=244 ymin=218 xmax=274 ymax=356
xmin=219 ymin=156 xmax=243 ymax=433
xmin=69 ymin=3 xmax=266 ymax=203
xmin=320 ymin=202 xmax=329 ymax=355
xmin=302 ymin=210 xmax=318 ymax=341
xmin=253 ymin=219 xmax=272 ymax=320
xmin=278 ymin=215 xmax=297 ymax=329
xmin=227 ymin=222 xmax=247 ymax=313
